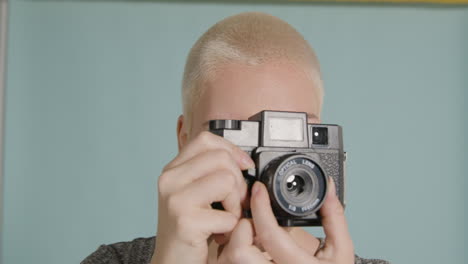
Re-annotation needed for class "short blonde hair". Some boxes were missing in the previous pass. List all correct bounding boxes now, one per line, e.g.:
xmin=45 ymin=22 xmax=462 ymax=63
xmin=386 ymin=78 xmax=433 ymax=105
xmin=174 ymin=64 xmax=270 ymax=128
xmin=181 ymin=12 xmax=324 ymax=131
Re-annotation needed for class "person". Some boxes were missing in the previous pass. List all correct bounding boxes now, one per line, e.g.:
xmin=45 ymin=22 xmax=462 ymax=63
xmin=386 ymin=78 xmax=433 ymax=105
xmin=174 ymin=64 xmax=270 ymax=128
xmin=82 ymin=12 xmax=389 ymax=264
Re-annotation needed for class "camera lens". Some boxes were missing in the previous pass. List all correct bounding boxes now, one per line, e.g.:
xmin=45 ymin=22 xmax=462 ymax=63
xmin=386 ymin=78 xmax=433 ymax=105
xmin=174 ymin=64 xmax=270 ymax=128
xmin=261 ymin=154 xmax=327 ymax=217
xmin=286 ymin=175 xmax=306 ymax=196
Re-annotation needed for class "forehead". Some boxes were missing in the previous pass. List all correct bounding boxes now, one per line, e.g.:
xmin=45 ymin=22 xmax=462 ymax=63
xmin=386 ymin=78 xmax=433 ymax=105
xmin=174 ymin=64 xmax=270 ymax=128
xmin=191 ymin=61 xmax=322 ymax=134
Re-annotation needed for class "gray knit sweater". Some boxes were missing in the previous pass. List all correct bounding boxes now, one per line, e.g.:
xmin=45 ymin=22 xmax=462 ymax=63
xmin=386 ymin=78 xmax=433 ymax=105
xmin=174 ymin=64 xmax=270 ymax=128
xmin=81 ymin=236 xmax=390 ymax=264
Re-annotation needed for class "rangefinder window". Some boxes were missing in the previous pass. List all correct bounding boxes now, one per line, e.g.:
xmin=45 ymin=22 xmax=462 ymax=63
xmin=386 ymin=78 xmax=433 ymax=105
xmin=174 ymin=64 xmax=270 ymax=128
xmin=269 ymin=117 xmax=303 ymax=141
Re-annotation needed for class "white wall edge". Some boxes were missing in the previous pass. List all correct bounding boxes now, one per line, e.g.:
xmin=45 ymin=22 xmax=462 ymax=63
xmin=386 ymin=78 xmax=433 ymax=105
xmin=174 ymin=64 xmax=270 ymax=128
xmin=0 ymin=0 xmax=8 ymax=262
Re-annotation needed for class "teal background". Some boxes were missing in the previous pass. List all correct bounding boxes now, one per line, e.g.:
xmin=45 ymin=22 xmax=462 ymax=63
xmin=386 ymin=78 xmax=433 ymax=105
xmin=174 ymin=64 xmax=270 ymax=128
xmin=2 ymin=1 xmax=467 ymax=263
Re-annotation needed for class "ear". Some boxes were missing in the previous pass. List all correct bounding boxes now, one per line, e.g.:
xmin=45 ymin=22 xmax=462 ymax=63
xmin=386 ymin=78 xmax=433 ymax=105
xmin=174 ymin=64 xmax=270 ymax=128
xmin=177 ymin=115 xmax=188 ymax=151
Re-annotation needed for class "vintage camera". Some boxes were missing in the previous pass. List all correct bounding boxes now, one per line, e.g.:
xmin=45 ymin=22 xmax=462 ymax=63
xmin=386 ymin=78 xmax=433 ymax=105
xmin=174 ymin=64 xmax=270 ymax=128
xmin=209 ymin=110 xmax=346 ymax=227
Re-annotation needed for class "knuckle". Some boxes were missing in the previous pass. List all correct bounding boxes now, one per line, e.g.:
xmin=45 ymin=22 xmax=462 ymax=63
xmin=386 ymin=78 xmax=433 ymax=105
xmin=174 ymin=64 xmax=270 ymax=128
xmin=214 ymin=169 xmax=236 ymax=190
xmin=162 ymin=155 xmax=180 ymax=172
xmin=166 ymin=192 xmax=183 ymax=213
xmin=174 ymin=213 xmax=191 ymax=233
xmin=213 ymin=149 xmax=232 ymax=162
xmin=215 ymin=151 xmax=238 ymax=174
xmin=223 ymin=170 xmax=236 ymax=188
xmin=333 ymin=202 xmax=345 ymax=216
xmin=228 ymin=247 xmax=248 ymax=262
xmin=257 ymin=231 xmax=272 ymax=245
xmin=157 ymin=172 xmax=171 ymax=193
xmin=161 ymin=161 xmax=172 ymax=172
xmin=173 ymin=216 xmax=200 ymax=245
xmin=198 ymin=131 xmax=214 ymax=145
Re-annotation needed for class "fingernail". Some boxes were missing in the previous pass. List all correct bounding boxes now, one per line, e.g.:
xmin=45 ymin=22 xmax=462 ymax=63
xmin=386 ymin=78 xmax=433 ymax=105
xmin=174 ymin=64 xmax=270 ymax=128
xmin=328 ymin=177 xmax=336 ymax=196
xmin=252 ymin=181 xmax=260 ymax=196
xmin=242 ymin=155 xmax=255 ymax=169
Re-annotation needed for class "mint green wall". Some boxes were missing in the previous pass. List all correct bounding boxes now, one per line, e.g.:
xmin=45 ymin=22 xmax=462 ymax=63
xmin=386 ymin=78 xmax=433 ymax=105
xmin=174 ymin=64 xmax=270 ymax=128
xmin=2 ymin=1 xmax=467 ymax=263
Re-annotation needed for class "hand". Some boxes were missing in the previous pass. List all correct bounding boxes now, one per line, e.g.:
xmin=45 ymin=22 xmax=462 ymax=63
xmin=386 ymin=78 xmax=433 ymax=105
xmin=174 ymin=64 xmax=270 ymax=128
xmin=150 ymin=131 xmax=255 ymax=264
xmin=218 ymin=177 xmax=355 ymax=264
xmin=216 ymin=218 xmax=270 ymax=264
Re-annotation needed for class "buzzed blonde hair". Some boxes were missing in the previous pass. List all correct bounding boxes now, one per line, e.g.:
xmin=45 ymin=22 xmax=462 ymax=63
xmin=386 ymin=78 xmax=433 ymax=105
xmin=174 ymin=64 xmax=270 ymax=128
xmin=182 ymin=12 xmax=324 ymax=131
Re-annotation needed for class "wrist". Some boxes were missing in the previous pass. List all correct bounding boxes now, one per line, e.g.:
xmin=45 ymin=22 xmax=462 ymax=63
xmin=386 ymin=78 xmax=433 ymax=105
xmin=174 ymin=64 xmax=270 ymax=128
xmin=151 ymin=235 xmax=208 ymax=264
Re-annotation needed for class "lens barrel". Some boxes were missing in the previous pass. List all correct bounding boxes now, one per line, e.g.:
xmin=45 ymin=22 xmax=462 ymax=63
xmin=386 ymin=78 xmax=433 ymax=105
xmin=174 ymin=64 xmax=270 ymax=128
xmin=261 ymin=154 xmax=327 ymax=217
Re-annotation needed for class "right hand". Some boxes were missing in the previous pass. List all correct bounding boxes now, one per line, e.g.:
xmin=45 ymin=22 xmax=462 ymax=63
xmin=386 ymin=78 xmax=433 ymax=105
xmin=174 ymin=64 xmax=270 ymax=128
xmin=150 ymin=131 xmax=255 ymax=264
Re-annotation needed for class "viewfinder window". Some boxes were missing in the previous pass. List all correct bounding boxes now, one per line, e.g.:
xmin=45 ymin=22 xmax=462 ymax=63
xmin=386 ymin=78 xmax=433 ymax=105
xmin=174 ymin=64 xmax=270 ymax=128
xmin=269 ymin=117 xmax=303 ymax=141
xmin=312 ymin=127 xmax=328 ymax=145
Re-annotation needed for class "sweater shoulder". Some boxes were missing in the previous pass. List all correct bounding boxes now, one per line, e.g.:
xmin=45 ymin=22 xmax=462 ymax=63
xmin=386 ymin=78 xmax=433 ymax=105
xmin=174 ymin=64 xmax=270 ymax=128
xmin=81 ymin=236 xmax=390 ymax=264
xmin=355 ymin=254 xmax=391 ymax=264
xmin=81 ymin=236 xmax=156 ymax=264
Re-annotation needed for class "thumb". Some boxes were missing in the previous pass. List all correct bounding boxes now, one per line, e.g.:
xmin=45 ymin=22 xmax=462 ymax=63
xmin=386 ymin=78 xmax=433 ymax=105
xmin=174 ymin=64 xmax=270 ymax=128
xmin=320 ymin=177 xmax=353 ymax=252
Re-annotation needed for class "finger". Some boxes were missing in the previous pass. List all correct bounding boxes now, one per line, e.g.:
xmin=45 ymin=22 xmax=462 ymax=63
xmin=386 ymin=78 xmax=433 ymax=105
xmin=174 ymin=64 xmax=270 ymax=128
xmin=159 ymin=150 xmax=247 ymax=200
xmin=178 ymin=171 xmax=243 ymax=218
xmin=213 ymin=234 xmax=229 ymax=245
xmin=219 ymin=245 xmax=271 ymax=264
xmin=250 ymin=182 xmax=313 ymax=264
xmin=320 ymin=177 xmax=353 ymax=253
xmin=288 ymin=227 xmax=322 ymax=257
xmin=191 ymin=208 xmax=239 ymax=236
xmin=165 ymin=131 xmax=255 ymax=171
xmin=219 ymin=219 xmax=271 ymax=264
xmin=230 ymin=218 xmax=255 ymax=247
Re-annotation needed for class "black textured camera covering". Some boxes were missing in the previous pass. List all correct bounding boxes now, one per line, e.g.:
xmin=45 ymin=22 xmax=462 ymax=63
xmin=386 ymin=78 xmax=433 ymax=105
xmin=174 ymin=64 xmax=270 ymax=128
xmin=318 ymin=151 xmax=345 ymax=204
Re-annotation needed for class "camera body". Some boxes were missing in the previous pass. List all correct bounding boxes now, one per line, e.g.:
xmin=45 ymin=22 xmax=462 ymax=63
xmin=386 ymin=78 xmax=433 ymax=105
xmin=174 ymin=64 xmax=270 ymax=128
xmin=209 ymin=110 xmax=346 ymax=227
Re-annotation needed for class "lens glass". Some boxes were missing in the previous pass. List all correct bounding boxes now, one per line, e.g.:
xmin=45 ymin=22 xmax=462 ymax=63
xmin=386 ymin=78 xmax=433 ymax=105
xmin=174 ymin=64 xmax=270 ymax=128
xmin=286 ymin=174 xmax=306 ymax=196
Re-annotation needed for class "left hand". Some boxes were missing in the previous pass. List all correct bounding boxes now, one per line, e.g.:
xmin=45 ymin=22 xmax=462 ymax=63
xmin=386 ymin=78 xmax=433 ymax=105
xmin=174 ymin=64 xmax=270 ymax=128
xmin=217 ymin=178 xmax=355 ymax=264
